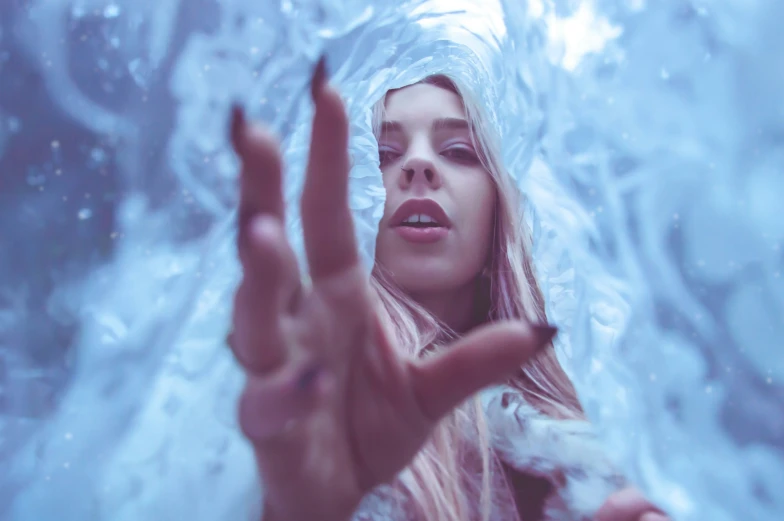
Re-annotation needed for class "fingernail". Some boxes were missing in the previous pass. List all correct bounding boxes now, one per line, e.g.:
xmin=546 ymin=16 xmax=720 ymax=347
xmin=297 ymin=365 xmax=323 ymax=391
xmin=310 ymin=54 xmax=328 ymax=103
xmin=230 ymin=104 xmax=246 ymax=151
xmin=531 ymin=324 xmax=558 ymax=348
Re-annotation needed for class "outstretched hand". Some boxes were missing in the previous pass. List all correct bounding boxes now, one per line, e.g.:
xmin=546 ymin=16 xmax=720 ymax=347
xmin=229 ymin=59 xmax=556 ymax=521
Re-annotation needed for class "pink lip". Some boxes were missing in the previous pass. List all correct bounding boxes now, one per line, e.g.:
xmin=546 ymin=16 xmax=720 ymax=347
xmin=389 ymin=198 xmax=452 ymax=228
xmin=389 ymin=198 xmax=451 ymax=245
xmin=394 ymin=226 xmax=449 ymax=244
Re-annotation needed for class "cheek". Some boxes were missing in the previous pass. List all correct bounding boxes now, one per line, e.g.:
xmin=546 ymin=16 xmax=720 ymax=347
xmin=460 ymin=178 xmax=496 ymax=245
xmin=379 ymin=171 xmax=396 ymax=224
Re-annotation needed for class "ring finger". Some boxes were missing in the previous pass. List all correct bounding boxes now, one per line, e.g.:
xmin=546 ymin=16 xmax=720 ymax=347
xmin=232 ymin=215 xmax=302 ymax=373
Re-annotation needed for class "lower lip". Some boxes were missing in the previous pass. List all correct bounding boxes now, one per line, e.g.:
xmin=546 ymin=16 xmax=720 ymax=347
xmin=394 ymin=226 xmax=449 ymax=244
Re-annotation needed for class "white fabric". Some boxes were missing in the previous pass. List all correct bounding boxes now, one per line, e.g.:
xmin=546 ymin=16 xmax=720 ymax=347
xmin=351 ymin=386 xmax=626 ymax=521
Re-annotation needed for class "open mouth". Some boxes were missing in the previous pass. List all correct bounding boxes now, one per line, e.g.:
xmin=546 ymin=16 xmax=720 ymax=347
xmin=392 ymin=209 xmax=449 ymax=244
xmin=389 ymin=199 xmax=452 ymax=244
xmin=398 ymin=214 xmax=444 ymax=228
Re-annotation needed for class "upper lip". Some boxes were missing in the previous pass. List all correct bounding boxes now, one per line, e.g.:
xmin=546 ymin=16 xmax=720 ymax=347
xmin=390 ymin=198 xmax=451 ymax=228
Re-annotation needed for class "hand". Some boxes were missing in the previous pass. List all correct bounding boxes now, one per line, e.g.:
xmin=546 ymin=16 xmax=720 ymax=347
xmin=595 ymin=487 xmax=672 ymax=521
xmin=228 ymin=58 xmax=556 ymax=521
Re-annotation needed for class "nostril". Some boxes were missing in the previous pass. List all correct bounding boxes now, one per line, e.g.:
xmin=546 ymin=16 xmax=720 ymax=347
xmin=424 ymin=168 xmax=434 ymax=182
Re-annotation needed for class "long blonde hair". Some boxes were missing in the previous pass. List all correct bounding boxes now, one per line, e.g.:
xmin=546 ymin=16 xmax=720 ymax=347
xmin=369 ymin=75 xmax=584 ymax=521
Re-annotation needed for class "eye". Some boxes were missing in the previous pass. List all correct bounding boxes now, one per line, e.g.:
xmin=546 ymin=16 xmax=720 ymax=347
xmin=378 ymin=146 xmax=401 ymax=166
xmin=441 ymin=146 xmax=479 ymax=164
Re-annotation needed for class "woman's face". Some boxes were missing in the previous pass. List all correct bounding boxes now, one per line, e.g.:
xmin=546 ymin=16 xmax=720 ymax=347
xmin=375 ymin=83 xmax=496 ymax=295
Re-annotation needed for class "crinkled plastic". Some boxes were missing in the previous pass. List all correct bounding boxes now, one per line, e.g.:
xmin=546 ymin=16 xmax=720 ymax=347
xmin=0 ymin=1 xmax=781 ymax=521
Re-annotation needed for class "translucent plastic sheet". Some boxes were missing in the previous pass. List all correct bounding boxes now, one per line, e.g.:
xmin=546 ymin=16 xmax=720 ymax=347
xmin=0 ymin=1 xmax=782 ymax=520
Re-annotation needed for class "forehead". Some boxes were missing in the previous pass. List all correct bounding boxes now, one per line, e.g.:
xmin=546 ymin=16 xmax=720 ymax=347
xmin=384 ymin=83 xmax=466 ymax=124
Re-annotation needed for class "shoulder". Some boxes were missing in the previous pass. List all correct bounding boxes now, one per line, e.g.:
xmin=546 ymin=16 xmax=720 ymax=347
xmin=482 ymin=386 xmax=628 ymax=521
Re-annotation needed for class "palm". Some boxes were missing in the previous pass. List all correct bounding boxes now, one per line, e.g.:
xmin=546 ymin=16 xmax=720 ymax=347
xmin=261 ymin=276 xmax=425 ymax=500
xmin=305 ymin=285 xmax=429 ymax=490
xmin=229 ymin=63 xmax=551 ymax=521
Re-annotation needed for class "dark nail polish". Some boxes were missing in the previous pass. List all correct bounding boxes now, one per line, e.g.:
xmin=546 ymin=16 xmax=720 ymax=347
xmin=310 ymin=55 xmax=328 ymax=103
xmin=230 ymin=104 xmax=246 ymax=151
xmin=531 ymin=324 xmax=558 ymax=348
xmin=297 ymin=365 xmax=323 ymax=390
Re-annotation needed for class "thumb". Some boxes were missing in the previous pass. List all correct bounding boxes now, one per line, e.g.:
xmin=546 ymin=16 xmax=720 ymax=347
xmin=408 ymin=321 xmax=557 ymax=422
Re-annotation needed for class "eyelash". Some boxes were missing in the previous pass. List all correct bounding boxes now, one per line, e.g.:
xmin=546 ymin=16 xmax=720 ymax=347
xmin=441 ymin=147 xmax=478 ymax=163
xmin=378 ymin=146 xmax=478 ymax=166
xmin=378 ymin=149 xmax=400 ymax=165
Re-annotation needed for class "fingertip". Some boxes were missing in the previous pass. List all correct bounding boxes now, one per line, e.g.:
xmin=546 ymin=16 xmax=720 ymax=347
xmin=312 ymin=86 xmax=350 ymax=152
xmin=243 ymin=124 xmax=282 ymax=159
xmin=495 ymin=321 xmax=557 ymax=355
xmin=531 ymin=323 xmax=558 ymax=348
xmin=595 ymin=488 xmax=663 ymax=521
xmin=311 ymin=54 xmax=328 ymax=103
xmin=230 ymin=104 xmax=246 ymax=152
xmin=232 ymin=109 xmax=281 ymax=168
xmin=323 ymin=84 xmax=348 ymax=116
xmin=640 ymin=513 xmax=671 ymax=521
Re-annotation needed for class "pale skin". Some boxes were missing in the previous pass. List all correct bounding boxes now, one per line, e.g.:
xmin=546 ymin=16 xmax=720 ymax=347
xmin=229 ymin=61 xmax=670 ymax=521
xmin=375 ymin=82 xmax=496 ymax=332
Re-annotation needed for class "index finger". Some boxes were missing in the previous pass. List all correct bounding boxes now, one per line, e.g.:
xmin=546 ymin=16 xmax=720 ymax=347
xmin=300 ymin=58 xmax=359 ymax=280
xmin=231 ymin=107 xmax=286 ymax=262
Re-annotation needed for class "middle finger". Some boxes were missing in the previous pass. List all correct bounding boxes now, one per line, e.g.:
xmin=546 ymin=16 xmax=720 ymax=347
xmin=300 ymin=57 xmax=360 ymax=281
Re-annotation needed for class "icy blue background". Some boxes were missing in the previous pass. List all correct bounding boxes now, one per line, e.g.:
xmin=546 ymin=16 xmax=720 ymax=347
xmin=0 ymin=1 xmax=782 ymax=520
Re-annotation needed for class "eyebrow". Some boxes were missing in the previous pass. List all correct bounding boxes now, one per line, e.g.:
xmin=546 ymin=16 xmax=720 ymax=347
xmin=380 ymin=117 xmax=469 ymax=134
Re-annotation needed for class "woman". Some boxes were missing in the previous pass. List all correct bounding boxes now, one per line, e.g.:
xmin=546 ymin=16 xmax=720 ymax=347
xmin=228 ymin=59 xmax=669 ymax=521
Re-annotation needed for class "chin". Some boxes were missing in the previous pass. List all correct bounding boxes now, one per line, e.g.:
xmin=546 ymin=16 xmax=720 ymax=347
xmin=384 ymin=259 xmax=472 ymax=295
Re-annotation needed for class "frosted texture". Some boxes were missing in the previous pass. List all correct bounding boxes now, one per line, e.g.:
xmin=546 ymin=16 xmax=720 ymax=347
xmin=1 ymin=1 xmax=782 ymax=520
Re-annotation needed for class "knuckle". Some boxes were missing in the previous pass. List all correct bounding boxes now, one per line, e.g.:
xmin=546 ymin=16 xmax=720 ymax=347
xmin=237 ymin=385 xmax=267 ymax=441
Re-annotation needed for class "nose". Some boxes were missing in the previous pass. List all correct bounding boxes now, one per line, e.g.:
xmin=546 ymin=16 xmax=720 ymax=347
xmin=398 ymin=155 xmax=442 ymax=191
